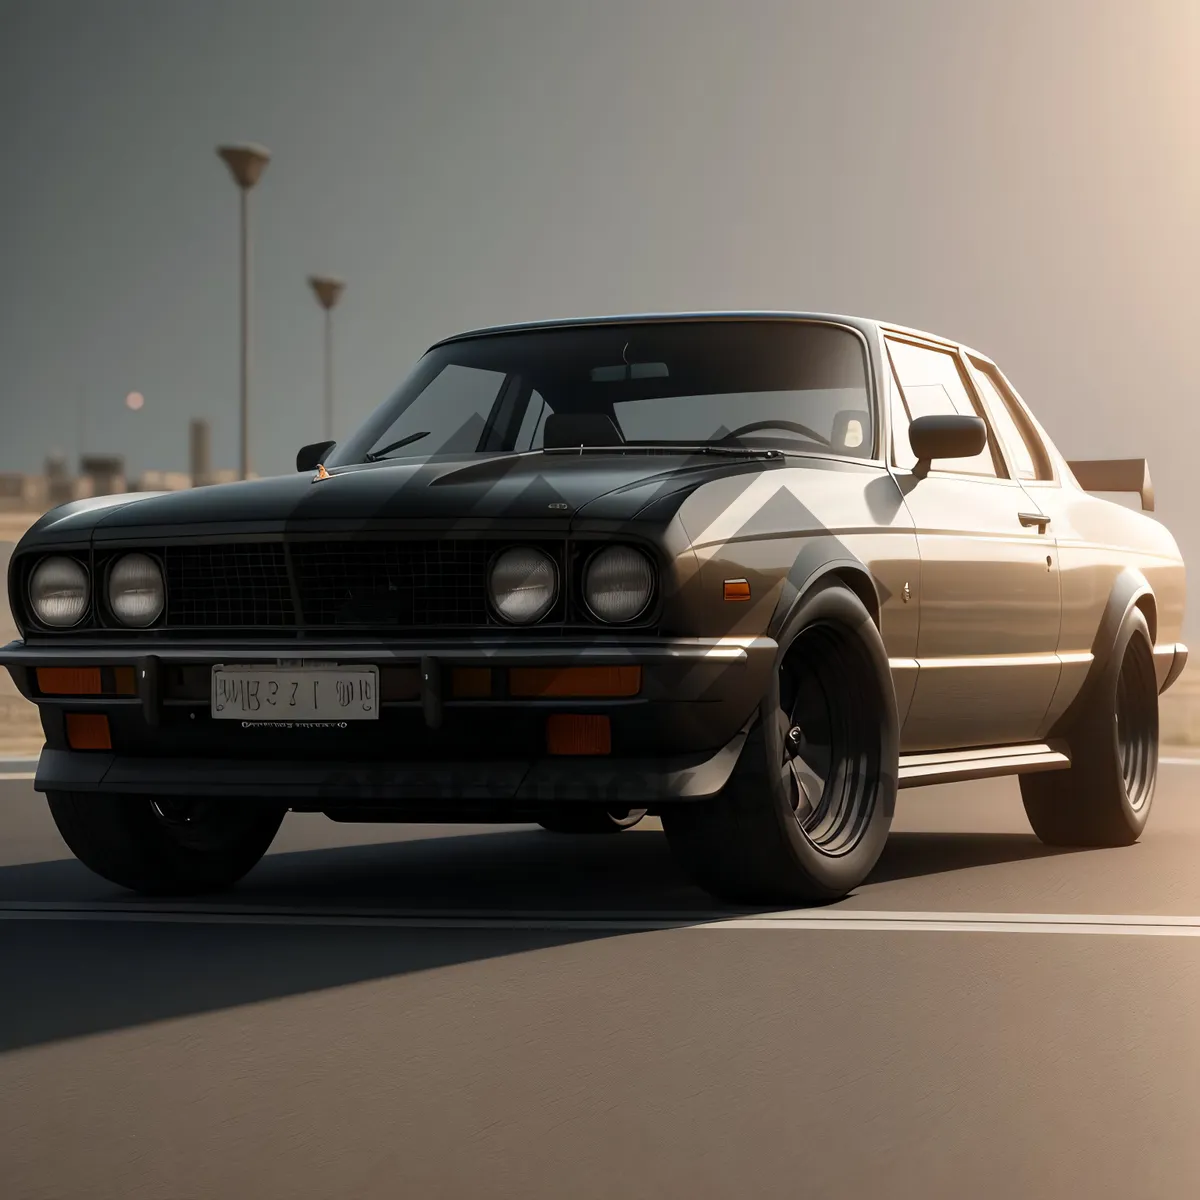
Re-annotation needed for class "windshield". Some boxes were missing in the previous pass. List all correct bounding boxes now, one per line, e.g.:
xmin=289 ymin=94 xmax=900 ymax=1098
xmin=327 ymin=319 xmax=874 ymax=467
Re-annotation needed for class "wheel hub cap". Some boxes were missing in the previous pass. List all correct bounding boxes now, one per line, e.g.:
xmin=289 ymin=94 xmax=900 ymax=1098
xmin=780 ymin=716 xmax=831 ymax=823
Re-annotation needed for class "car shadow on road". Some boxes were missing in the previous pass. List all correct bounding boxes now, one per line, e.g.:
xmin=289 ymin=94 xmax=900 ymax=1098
xmin=864 ymin=830 xmax=1086 ymax=886
xmin=0 ymin=826 xmax=1084 ymax=1054
xmin=0 ymin=825 xmax=1079 ymax=912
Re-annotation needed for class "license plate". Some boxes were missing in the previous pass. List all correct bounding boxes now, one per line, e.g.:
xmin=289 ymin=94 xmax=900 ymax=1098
xmin=211 ymin=665 xmax=379 ymax=721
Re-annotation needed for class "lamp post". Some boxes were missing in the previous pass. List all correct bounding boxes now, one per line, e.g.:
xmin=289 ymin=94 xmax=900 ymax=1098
xmin=216 ymin=143 xmax=271 ymax=480
xmin=307 ymin=275 xmax=345 ymax=444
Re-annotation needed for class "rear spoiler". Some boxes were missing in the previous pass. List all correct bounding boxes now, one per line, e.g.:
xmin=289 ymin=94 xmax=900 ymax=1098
xmin=1066 ymin=458 xmax=1154 ymax=512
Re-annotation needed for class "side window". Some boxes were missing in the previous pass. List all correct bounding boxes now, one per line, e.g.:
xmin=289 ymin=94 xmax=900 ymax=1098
xmin=885 ymin=339 xmax=1000 ymax=477
xmin=967 ymin=360 xmax=1053 ymax=481
xmin=889 ymin=364 xmax=917 ymax=470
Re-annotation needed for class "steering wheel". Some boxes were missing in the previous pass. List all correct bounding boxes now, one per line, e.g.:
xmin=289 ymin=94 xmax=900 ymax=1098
xmin=717 ymin=419 xmax=833 ymax=448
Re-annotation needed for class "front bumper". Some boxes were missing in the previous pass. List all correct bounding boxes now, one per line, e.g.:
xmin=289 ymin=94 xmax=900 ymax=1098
xmin=31 ymin=731 xmax=750 ymax=809
xmin=2 ymin=635 xmax=776 ymax=808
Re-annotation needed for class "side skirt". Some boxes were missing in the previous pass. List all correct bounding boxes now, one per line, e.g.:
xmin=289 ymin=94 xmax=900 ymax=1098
xmin=897 ymin=741 xmax=1071 ymax=789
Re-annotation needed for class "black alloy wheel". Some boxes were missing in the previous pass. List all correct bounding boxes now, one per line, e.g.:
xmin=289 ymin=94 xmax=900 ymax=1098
xmin=1114 ymin=632 xmax=1158 ymax=815
xmin=776 ymin=622 xmax=881 ymax=858
xmin=661 ymin=582 xmax=898 ymax=905
xmin=45 ymin=791 xmax=287 ymax=895
xmin=1022 ymin=605 xmax=1159 ymax=847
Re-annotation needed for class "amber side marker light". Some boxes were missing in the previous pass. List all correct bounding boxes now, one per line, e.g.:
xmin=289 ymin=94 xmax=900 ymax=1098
xmin=724 ymin=578 xmax=751 ymax=601
xmin=546 ymin=714 xmax=611 ymax=755
xmin=511 ymin=666 xmax=641 ymax=698
xmin=65 ymin=713 xmax=112 ymax=751
xmin=113 ymin=666 xmax=138 ymax=695
xmin=37 ymin=667 xmax=102 ymax=695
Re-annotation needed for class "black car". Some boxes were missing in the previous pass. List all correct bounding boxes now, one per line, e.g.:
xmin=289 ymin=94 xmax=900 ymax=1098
xmin=2 ymin=313 xmax=1184 ymax=904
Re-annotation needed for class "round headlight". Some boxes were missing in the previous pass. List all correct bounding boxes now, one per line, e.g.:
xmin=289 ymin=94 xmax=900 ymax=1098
xmin=28 ymin=556 xmax=90 ymax=628
xmin=107 ymin=553 xmax=165 ymax=627
xmin=488 ymin=546 xmax=558 ymax=624
xmin=583 ymin=545 xmax=654 ymax=623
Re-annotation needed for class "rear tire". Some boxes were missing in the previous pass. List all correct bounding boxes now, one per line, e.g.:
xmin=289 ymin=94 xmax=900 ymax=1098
xmin=45 ymin=792 xmax=287 ymax=895
xmin=661 ymin=582 xmax=898 ymax=905
xmin=1021 ymin=607 xmax=1158 ymax=846
xmin=538 ymin=807 xmax=647 ymax=834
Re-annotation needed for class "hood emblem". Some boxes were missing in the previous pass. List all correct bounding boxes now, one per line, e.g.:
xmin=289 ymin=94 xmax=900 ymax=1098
xmin=312 ymin=463 xmax=331 ymax=483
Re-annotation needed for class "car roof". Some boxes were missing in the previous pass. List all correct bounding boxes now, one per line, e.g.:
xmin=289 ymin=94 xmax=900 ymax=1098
xmin=429 ymin=311 xmax=992 ymax=363
xmin=878 ymin=318 xmax=991 ymax=362
xmin=429 ymin=311 xmax=875 ymax=346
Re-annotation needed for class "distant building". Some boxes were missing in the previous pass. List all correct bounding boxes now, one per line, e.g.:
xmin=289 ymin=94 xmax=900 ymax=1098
xmin=44 ymin=454 xmax=80 ymax=506
xmin=0 ymin=471 xmax=48 ymax=511
xmin=5 ymin=434 xmax=252 ymax=513
xmin=135 ymin=470 xmax=192 ymax=492
xmin=79 ymin=454 xmax=126 ymax=498
xmin=189 ymin=419 xmax=212 ymax=487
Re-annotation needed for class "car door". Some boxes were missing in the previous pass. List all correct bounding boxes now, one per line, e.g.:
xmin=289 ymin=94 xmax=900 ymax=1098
xmin=959 ymin=354 xmax=1067 ymax=682
xmin=886 ymin=334 xmax=1061 ymax=751
xmin=960 ymin=353 xmax=1142 ymax=735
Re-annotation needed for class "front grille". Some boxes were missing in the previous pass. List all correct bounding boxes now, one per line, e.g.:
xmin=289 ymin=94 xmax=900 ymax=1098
xmin=165 ymin=543 xmax=294 ymax=627
xmin=161 ymin=539 xmax=531 ymax=630
xmin=291 ymin=540 xmax=493 ymax=627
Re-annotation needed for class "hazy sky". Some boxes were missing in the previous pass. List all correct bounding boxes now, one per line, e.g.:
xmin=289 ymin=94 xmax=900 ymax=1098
xmin=2 ymin=0 xmax=1198 ymax=612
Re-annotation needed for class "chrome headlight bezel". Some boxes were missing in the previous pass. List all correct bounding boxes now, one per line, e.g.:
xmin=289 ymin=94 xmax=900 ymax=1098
xmin=581 ymin=543 xmax=656 ymax=625
xmin=106 ymin=552 xmax=166 ymax=628
xmin=27 ymin=555 xmax=91 ymax=630
xmin=487 ymin=545 xmax=560 ymax=626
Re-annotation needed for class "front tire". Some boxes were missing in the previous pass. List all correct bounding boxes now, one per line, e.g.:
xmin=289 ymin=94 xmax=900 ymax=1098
xmin=661 ymin=582 xmax=898 ymax=905
xmin=46 ymin=792 xmax=287 ymax=895
xmin=1021 ymin=607 xmax=1158 ymax=846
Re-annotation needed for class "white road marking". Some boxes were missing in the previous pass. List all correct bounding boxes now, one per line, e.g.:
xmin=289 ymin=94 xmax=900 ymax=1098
xmin=4 ymin=901 xmax=1200 ymax=937
xmin=0 ymin=772 xmax=35 ymax=780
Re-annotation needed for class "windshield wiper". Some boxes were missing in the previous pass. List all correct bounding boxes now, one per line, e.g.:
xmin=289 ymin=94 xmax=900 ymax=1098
xmin=365 ymin=431 xmax=431 ymax=461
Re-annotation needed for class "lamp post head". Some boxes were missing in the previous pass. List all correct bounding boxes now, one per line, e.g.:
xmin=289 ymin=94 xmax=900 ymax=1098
xmin=217 ymin=143 xmax=271 ymax=189
xmin=308 ymin=275 xmax=346 ymax=310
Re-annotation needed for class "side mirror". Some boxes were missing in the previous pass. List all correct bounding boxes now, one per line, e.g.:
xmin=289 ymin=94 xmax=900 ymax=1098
xmin=908 ymin=414 xmax=986 ymax=474
xmin=296 ymin=441 xmax=336 ymax=472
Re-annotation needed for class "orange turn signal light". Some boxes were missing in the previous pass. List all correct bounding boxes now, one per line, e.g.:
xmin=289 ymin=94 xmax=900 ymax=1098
xmin=37 ymin=667 xmax=102 ymax=695
xmin=36 ymin=666 xmax=138 ymax=696
xmin=510 ymin=666 xmax=641 ymax=698
xmin=546 ymin=714 xmax=611 ymax=756
xmin=723 ymin=578 xmax=751 ymax=601
xmin=65 ymin=713 xmax=112 ymax=751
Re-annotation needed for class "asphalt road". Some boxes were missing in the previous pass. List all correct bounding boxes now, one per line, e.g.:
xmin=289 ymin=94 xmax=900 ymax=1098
xmin=3 ymin=764 xmax=1200 ymax=1199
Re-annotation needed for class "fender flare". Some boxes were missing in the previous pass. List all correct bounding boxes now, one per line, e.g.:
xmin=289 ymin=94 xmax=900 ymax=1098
xmin=767 ymin=545 xmax=894 ymax=715
xmin=1051 ymin=567 xmax=1156 ymax=734
xmin=768 ymin=537 xmax=882 ymax=647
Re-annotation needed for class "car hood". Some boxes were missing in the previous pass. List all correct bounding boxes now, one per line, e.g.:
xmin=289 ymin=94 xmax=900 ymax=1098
xmin=84 ymin=452 xmax=782 ymax=535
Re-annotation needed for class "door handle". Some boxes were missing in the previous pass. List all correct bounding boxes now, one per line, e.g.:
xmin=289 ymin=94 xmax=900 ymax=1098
xmin=1018 ymin=512 xmax=1051 ymax=532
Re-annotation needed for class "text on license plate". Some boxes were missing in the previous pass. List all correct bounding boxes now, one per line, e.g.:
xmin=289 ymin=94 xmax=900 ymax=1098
xmin=211 ymin=666 xmax=379 ymax=721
